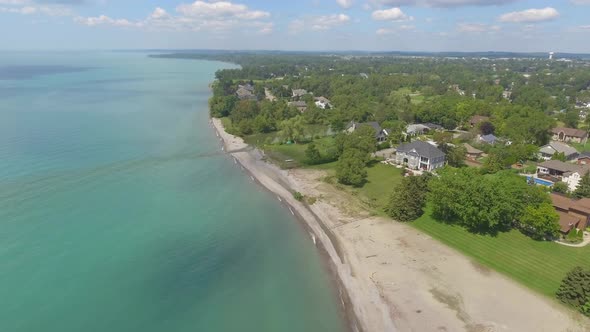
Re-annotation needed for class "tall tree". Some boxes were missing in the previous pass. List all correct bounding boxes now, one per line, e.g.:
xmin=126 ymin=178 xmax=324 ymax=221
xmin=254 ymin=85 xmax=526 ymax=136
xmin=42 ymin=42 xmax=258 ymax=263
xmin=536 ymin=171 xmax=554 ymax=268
xmin=336 ymin=148 xmax=368 ymax=187
xmin=573 ymin=172 xmax=590 ymax=198
xmin=387 ymin=175 xmax=431 ymax=222
xmin=556 ymin=266 xmax=590 ymax=316
xmin=518 ymin=203 xmax=560 ymax=240
xmin=305 ymin=142 xmax=322 ymax=165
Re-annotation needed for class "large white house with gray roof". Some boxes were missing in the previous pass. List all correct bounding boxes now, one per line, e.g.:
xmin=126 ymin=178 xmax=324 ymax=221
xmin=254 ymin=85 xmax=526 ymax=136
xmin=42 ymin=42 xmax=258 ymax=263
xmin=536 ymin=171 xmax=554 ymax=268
xmin=394 ymin=141 xmax=446 ymax=171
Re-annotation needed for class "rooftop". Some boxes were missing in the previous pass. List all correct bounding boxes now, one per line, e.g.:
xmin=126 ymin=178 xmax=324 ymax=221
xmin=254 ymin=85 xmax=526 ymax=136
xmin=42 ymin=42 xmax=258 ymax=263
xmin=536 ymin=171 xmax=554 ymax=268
xmin=396 ymin=140 xmax=446 ymax=160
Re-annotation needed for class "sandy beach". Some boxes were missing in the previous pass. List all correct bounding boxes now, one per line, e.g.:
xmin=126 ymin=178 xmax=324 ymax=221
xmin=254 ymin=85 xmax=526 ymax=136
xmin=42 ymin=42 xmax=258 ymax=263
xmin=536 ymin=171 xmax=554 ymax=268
xmin=211 ymin=118 xmax=590 ymax=332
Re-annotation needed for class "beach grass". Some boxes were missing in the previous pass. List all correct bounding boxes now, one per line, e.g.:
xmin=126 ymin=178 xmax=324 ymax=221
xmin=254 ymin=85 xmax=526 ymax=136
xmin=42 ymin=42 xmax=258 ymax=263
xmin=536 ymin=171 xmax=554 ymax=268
xmin=411 ymin=207 xmax=590 ymax=297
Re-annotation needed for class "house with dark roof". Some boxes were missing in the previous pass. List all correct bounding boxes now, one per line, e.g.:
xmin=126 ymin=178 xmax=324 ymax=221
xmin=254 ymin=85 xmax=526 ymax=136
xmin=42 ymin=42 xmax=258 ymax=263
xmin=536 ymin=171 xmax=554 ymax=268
xmin=394 ymin=141 xmax=446 ymax=171
xmin=538 ymin=141 xmax=579 ymax=161
xmin=346 ymin=121 xmax=389 ymax=143
xmin=551 ymin=127 xmax=588 ymax=144
xmin=550 ymin=193 xmax=590 ymax=235
xmin=578 ymin=152 xmax=590 ymax=166
xmin=478 ymin=134 xmax=497 ymax=145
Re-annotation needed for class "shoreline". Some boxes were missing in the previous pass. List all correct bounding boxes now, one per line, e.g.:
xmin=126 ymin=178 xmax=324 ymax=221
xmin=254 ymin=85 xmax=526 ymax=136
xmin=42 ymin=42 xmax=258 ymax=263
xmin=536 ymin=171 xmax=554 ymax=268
xmin=209 ymin=117 xmax=590 ymax=332
xmin=209 ymin=118 xmax=378 ymax=332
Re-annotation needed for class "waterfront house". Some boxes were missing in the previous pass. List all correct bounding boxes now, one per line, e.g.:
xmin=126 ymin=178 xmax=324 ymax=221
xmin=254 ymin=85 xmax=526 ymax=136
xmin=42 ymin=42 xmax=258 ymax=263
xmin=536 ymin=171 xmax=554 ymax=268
xmin=394 ymin=141 xmax=446 ymax=171
xmin=551 ymin=127 xmax=588 ymax=144
xmin=236 ymin=84 xmax=257 ymax=100
xmin=538 ymin=141 xmax=579 ymax=161
xmin=346 ymin=121 xmax=389 ymax=143
xmin=550 ymin=193 xmax=590 ymax=235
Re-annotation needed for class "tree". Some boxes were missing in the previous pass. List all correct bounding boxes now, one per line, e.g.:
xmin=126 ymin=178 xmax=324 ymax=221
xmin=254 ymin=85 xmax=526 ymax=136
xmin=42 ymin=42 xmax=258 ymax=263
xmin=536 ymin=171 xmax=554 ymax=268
xmin=573 ymin=172 xmax=590 ymax=198
xmin=552 ymin=182 xmax=569 ymax=194
xmin=479 ymin=121 xmax=495 ymax=135
xmin=336 ymin=149 xmax=368 ymax=186
xmin=518 ymin=203 xmax=560 ymax=240
xmin=556 ymin=266 xmax=590 ymax=316
xmin=441 ymin=144 xmax=466 ymax=167
xmin=387 ymin=175 xmax=431 ymax=222
xmin=552 ymin=152 xmax=567 ymax=162
xmin=305 ymin=142 xmax=322 ymax=165
xmin=280 ymin=116 xmax=305 ymax=143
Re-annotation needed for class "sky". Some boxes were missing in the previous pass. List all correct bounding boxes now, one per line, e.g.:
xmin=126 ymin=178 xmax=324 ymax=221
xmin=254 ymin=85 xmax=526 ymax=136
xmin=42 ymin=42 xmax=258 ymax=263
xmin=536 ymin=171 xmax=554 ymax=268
xmin=1 ymin=0 xmax=590 ymax=52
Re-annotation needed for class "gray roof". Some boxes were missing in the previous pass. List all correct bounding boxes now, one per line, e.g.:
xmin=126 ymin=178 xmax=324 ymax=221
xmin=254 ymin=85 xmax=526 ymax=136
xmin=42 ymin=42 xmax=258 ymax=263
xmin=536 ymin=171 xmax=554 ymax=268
xmin=538 ymin=160 xmax=589 ymax=174
xmin=396 ymin=141 xmax=446 ymax=160
xmin=406 ymin=124 xmax=430 ymax=134
xmin=480 ymin=134 xmax=497 ymax=143
xmin=539 ymin=141 xmax=578 ymax=157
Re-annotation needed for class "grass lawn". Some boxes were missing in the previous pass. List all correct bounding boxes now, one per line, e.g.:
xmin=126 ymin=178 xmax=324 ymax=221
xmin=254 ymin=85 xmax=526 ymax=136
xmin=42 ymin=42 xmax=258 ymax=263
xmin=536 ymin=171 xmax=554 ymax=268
xmin=571 ymin=141 xmax=590 ymax=153
xmin=261 ymin=137 xmax=337 ymax=168
xmin=412 ymin=208 xmax=590 ymax=297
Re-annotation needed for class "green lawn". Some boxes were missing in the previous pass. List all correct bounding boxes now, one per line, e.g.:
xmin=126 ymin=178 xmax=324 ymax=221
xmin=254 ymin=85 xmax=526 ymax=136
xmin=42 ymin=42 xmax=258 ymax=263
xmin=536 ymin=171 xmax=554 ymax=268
xmin=412 ymin=208 xmax=590 ymax=297
xmin=571 ymin=141 xmax=590 ymax=153
xmin=356 ymin=163 xmax=404 ymax=209
xmin=261 ymin=137 xmax=337 ymax=168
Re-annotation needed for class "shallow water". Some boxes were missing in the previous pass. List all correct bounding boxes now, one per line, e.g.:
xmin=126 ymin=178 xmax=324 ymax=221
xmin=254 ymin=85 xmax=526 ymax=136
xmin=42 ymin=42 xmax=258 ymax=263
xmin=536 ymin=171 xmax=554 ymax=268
xmin=0 ymin=51 xmax=345 ymax=332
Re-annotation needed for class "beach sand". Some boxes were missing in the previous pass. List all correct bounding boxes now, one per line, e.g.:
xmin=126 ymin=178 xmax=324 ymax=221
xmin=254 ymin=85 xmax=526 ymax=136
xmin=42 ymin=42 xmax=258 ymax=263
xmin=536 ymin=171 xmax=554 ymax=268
xmin=211 ymin=118 xmax=590 ymax=332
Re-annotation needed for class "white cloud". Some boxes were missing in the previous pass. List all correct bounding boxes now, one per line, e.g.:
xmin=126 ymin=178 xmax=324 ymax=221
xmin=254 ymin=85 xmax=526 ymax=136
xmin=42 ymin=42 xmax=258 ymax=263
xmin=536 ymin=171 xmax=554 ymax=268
xmin=289 ymin=13 xmax=351 ymax=34
xmin=579 ymin=25 xmax=590 ymax=29
xmin=73 ymin=1 xmax=273 ymax=35
xmin=0 ymin=3 xmax=71 ymax=15
xmin=176 ymin=1 xmax=269 ymax=20
xmin=498 ymin=7 xmax=559 ymax=23
xmin=457 ymin=23 xmax=500 ymax=33
xmin=149 ymin=7 xmax=169 ymax=20
xmin=336 ymin=0 xmax=353 ymax=8
xmin=74 ymin=15 xmax=143 ymax=27
xmin=371 ymin=7 xmax=412 ymax=21
xmin=369 ymin=0 xmax=517 ymax=8
xmin=376 ymin=27 xmax=394 ymax=35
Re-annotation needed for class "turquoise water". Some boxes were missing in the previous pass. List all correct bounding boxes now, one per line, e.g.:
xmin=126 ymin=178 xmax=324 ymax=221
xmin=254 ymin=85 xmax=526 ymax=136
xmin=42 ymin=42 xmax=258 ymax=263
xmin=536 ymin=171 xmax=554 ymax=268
xmin=0 ymin=52 xmax=345 ymax=332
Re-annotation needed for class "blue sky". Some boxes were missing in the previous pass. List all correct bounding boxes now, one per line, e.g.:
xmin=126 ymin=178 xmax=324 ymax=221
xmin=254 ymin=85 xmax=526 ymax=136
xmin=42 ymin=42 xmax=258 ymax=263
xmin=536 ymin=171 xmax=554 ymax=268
xmin=1 ymin=0 xmax=590 ymax=52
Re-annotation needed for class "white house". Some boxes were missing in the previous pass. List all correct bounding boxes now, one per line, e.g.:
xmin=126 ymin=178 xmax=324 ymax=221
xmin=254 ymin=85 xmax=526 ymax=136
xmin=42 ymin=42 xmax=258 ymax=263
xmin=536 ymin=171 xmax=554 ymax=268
xmin=314 ymin=96 xmax=332 ymax=109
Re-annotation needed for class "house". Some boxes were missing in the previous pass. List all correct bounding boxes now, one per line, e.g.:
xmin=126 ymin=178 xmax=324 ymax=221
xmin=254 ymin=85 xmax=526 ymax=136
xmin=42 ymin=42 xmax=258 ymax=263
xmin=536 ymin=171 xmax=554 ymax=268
xmin=537 ymin=160 xmax=590 ymax=191
xmin=359 ymin=73 xmax=369 ymax=79
xmin=449 ymin=84 xmax=465 ymax=96
xmin=464 ymin=143 xmax=483 ymax=160
xmin=394 ymin=141 xmax=446 ymax=171
xmin=406 ymin=124 xmax=430 ymax=136
xmin=314 ymin=96 xmax=332 ymax=109
xmin=236 ymin=84 xmax=256 ymax=100
xmin=550 ymin=193 xmax=590 ymax=235
xmin=346 ymin=121 xmax=389 ymax=143
xmin=469 ymin=115 xmax=490 ymax=127
xmin=287 ymin=101 xmax=307 ymax=113
xmin=422 ymin=123 xmax=444 ymax=131
xmin=502 ymin=90 xmax=512 ymax=100
xmin=578 ymin=152 xmax=590 ymax=165
xmin=538 ymin=141 xmax=579 ymax=161
xmin=551 ymin=127 xmax=588 ymax=144
xmin=292 ymin=89 xmax=308 ymax=99
xmin=479 ymin=134 xmax=497 ymax=145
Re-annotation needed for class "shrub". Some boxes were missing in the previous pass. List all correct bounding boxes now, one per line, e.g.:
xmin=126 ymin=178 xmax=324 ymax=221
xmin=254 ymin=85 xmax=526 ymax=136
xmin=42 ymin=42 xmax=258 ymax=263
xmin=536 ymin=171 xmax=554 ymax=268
xmin=293 ymin=192 xmax=304 ymax=201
